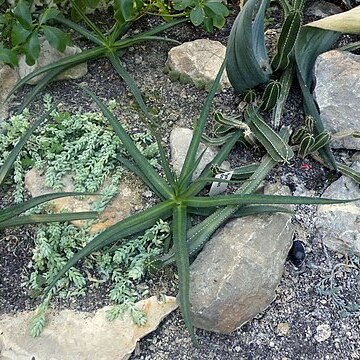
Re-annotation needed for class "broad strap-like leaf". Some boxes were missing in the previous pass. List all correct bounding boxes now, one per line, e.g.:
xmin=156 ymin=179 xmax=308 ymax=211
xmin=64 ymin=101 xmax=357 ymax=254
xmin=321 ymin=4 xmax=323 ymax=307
xmin=305 ymin=6 xmax=360 ymax=35
xmin=226 ymin=0 xmax=271 ymax=94
xmin=172 ymin=204 xmax=198 ymax=345
xmin=42 ymin=199 xmax=174 ymax=299
xmin=82 ymin=87 xmax=173 ymax=199
xmin=0 ymin=211 xmax=98 ymax=230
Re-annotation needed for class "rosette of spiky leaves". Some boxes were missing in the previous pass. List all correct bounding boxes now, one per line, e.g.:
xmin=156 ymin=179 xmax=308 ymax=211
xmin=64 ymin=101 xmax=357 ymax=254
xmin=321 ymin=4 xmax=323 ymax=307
xmin=37 ymin=60 xmax=360 ymax=344
xmin=0 ymin=108 xmax=98 ymax=230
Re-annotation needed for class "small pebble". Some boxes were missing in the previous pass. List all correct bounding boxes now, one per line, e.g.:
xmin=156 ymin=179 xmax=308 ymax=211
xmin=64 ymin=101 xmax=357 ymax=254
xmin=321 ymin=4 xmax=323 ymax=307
xmin=315 ymin=324 xmax=331 ymax=342
xmin=277 ymin=322 xmax=290 ymax=336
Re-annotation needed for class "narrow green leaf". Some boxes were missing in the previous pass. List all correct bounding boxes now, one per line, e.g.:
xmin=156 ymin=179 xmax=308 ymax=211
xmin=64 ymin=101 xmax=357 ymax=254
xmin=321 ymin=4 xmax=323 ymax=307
xmin=337 ymin=162 xmax=360 ymax=184
xmin=173 ymin=205 xmax=198 ymax=345
xmin=0 ymin=212 xmax=97 ymax=229
xmin=107 ymin=51 xmax=175 ymax=187
xmin=184 ymin=193 xmax=359 ymax=208
xmin=68 ymin=0 xmax=107 ymax=43
xmin=188 ymin=204 xmax=292 ymax=218
xmin=43 ymin=26 xmax=68 ymax=52
xmin=82 ymin=86 xmax=173 ymax=199
xmin=54 ymin=15 xmax=105 ymax=46
xmin=7 ymin=46 xmax=106 ymax=101
xmin=0 ymin=192 xmax=96 ymax=224
xmin=0 ymin=107 xmax=54 ymax=185
xmin=179 ymin=60 xmax=226 ymax=187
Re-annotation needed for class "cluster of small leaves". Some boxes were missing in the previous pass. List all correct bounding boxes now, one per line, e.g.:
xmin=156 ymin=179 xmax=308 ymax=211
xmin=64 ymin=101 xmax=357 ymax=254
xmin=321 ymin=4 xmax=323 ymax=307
xmin=316 ymin=254 xmax=360 ymax=318
xmin=27 ymin=219 xmax=169 ymax=336
xmin=0 ymin=0 xmax=70 ymax=66
xmin=0 ymin=95 xmax=160 ymax=201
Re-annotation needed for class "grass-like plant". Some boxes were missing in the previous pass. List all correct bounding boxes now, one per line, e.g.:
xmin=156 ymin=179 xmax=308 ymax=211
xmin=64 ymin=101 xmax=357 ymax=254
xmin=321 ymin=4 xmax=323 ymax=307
xmin=36 ymin=61 xmax=359 ymax=344
xmin=0 ymin=107 xmax=98 ymax=230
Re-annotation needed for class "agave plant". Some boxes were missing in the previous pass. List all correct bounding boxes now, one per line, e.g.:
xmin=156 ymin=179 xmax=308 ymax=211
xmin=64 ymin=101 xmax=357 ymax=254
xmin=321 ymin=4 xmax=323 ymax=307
xmin=36 ymin=61 xmax=360 ymax=344
xmin=0 ymin=108 xmax=98 ymax=230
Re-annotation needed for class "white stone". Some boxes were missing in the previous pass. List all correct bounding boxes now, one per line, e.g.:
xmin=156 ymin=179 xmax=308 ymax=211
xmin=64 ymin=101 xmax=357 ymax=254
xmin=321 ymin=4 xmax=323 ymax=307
xmin=315 ymin=323 xmax=331 ymax=342
xmin=170 ymin=127 xmax=229 ymax=180
xmin=18 ymin=39 xmax=88 ymax=85
xmin=165 ymin=39 xmax=230 ymax=91
xmin=0 ymin=296 xmax=177 ymax=360
xmin=315 ymin=160 xmax=360 ymax=256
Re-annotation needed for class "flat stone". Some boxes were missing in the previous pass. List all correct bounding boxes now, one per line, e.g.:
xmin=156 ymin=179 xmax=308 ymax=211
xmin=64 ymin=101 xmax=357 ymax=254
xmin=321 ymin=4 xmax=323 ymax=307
xmin=189 ymin=183 xmax=294 ymax=333
xmin=0 ymin=296 xmax=177 ymax=360
xmin=18 ymin=40 xmax=88 ymax=85
xmin=165 ymin=39 xmax=230 ymax=91
xmin=314 ymin=50 xmax=360 ymax=150
xmin=170 ymin=127 xmax=229 ymax=180
xmin=0 ymin=64 xmax=19 ymax=121
xmin=25 ymin=168 xmax=143 ymax=233
xmin=315 ymin=160 xmax=360 ymax=256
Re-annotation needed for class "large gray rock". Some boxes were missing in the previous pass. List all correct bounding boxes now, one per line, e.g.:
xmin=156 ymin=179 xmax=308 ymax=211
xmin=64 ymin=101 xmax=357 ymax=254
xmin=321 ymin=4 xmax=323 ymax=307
xmin=165 ymin=39 xmax=230 ymax=91
xmin=0 ymin=296 xmax=177 ymax=360
xmin=189 ymin=183 xmax=294 ymax=333
xmin=170 ymin=127 xmax=229 ymax=179
xmin=0 ymin=64 xmax=19 ymax=121
xmin=314 ymin=50 xmax=360 ymax=150
xmin=315 ymin=161 xmax=360 ymax=256
xmin=18 ymin=40 xmax=88 ymax=85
